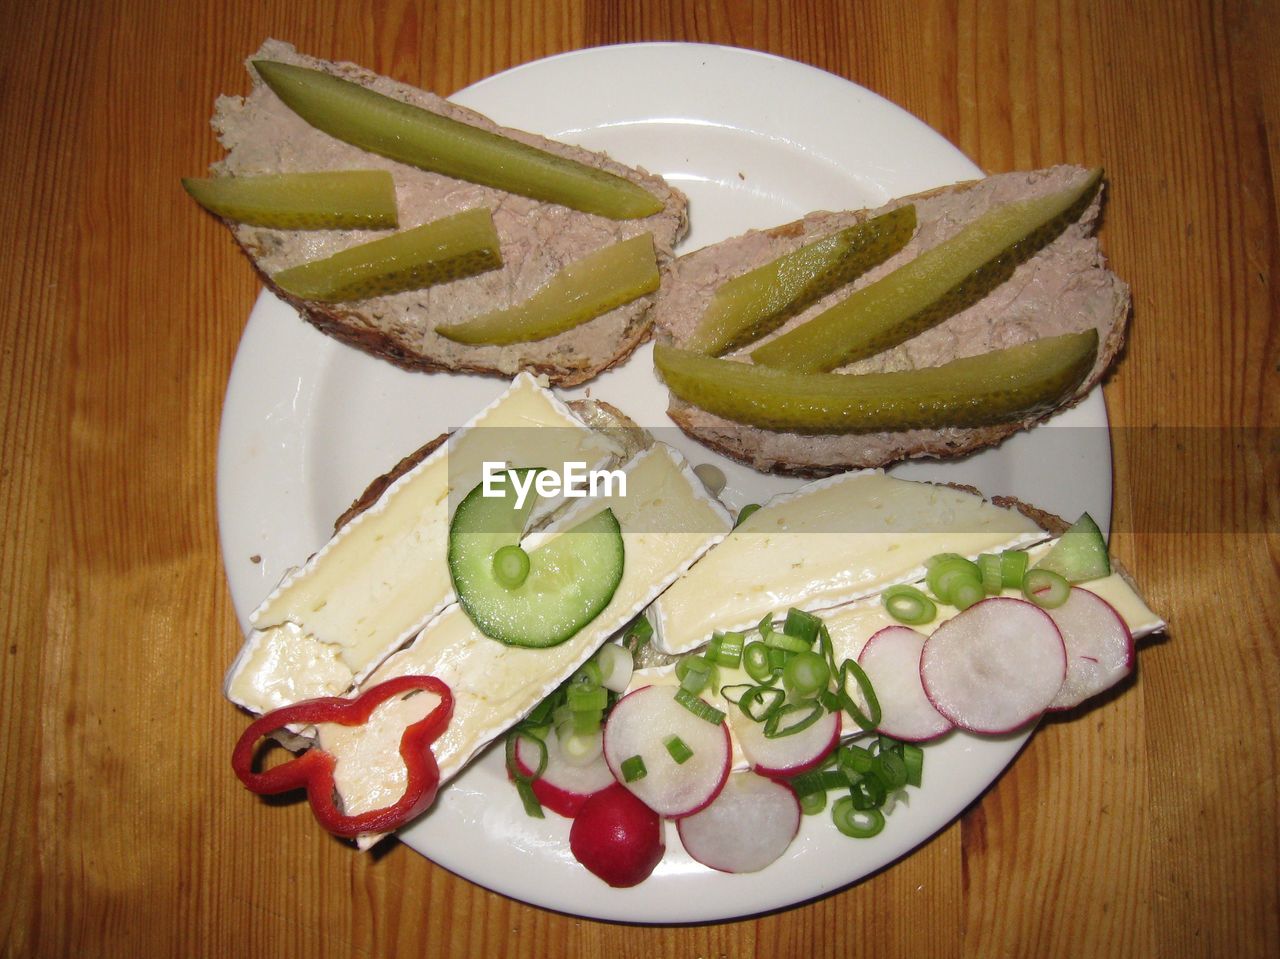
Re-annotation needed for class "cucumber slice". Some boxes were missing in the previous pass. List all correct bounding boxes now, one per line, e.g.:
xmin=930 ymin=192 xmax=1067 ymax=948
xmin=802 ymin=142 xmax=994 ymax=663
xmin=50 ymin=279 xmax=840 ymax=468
xmin=182 ymin=170 xmax=398 ymax=229
xmin=448 ymin=471 xmax=625 ymax=648
xmin=271 ymin=207 xmax=501 ymax=301
xmin=653 ymin=331 xmax=1097 ymax=433
xmin=750 ymin=170 xmax=1103 ymax=373
xmin=686 ymin=206 xmax=917 ymax=356
xmin=436 ymin=234 xmax=659 ymax=345
xmin=1032 ymin=513 xmax=1111 ymax=583
xmin=254 ymin=60 xmax=664 ymax=220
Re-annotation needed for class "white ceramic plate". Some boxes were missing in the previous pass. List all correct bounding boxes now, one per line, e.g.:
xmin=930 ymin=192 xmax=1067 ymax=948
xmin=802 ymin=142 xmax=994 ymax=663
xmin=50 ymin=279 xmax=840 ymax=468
xmin=218 ymin=43 xmax=1111 ymax=923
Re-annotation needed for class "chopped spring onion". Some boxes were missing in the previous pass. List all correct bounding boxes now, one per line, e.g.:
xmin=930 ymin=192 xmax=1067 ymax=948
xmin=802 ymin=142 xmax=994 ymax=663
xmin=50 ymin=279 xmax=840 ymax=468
xmin=743 ymin=641 xmax=775 ymax=683
xmin=833 ymin=797 xmax=885 ymax=838
xmin=902 ymin=743 xmax=924 ymax=788
xmin=848 ymin=772 xmax=887 ymax=811
xmin=977 ymin=553 xmax=1004 ymax=595
xmin=734 ymin=503 xmax=761 ymax=527
xmin=783 ymin=607 xmax=823 ymax=644
xmin=566 ymin=683 xmax=607 ymax=714
xmin=837 ymin=658 xmax=882 ymax=731
xmin=719 ymin=683 xmax=754 ymax=706
xmin=1022 ymin=568 xmax=1072 ymax=608
xmin=674 ymin=687 xmax=726 ymax=724
xmin=739 ymin=685 xmax=785 ymax=722
xmin=838 ymin=743 xmax=875 ymax=777
xmin=1001 ymin=549 xmax=1030 ymax=589
xmin=504 ymin=729 xmax=549 ymax=818
xmin=570 ymin=659 xmax=602 ymax=689
xmin=874 ymin=749 xmax=909 ymax=790
xmin=765 ymin=630 xmax=811 ymax=654
xmin=664 ymin=735 xmax=694 ymax=764
xmin=492 ymin=544 xmax=531 ymax=589
xmin=789 ymin=768 xmax=829 ymax=799
xmin=559 ymin=730 xmax=603 ymax=766
xmin=782 ymin=650 xmax=831 ymax=699
xmin=763 ymin=700 xmax=824 ymax=739
xmin=594 ymin=643 xmax=633 ymax=693
xmin=950 ymin=577 xmax=986 ymax=611
xmin=623 ymin=614 xmax=653 ymax=651
xmin=711 ymin=631 xmax=745 ymax=668
xmin=799 ymin=790 xmax=827 ymax=815
xmin=571 ymin=711 xmax=602 ymax=735
xmin=514 ymin=779 xmax=544 ymax=818
xmin=882 ymin=584 xmax=937 ymax=625
xmin=676 ymin=654 xmax=716 ymax=695
xmin=757 ymin=612 xmax=776 ymax=636
xmin=926 ymin=553 xmax=982 ymax=605
xmin=620 ymin=754 xmax=648 ymax=782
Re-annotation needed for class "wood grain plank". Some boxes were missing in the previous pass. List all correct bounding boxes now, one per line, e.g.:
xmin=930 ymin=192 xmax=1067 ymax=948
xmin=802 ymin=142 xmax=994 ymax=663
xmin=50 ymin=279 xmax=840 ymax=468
xmin=1 ymin=1 xmax=1277 ymax=957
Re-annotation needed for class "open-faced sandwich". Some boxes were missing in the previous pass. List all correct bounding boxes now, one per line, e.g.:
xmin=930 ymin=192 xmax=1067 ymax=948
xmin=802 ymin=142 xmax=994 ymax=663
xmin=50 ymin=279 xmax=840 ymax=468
xmin=652 ymin=165 xmax=1129 ymax=474
xmin=187 ymin=40 xmax=688 ymax=386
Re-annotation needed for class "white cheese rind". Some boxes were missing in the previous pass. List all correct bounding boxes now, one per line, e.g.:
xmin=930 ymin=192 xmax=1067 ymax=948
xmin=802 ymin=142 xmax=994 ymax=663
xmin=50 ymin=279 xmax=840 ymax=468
xmin=316 ymin=443 xmax=733 ymax=838
xmin=652 ymin=470 xmax=1048 ymax=655
xmin=224 ymin=373 xmax=621 ymax=714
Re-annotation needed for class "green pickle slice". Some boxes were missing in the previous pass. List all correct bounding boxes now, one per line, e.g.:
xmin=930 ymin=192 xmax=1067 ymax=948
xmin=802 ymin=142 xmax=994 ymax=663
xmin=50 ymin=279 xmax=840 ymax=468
xmin=687 ymin=206 xmax=917 ymax=355
xmin=654 ymin=331 xmax=1098 ymax=433
xmin=272 ymin=207 xmax=502 ymax=302
xmin=182 ymin=170 xmax=398 ymax=229
xmin=436 ymin=234 xmax=660 ymax=345
xmin=254 ymin=60 xmax=664 ymax=220
xmin=750 ymin=170 xmax=1104 ymax=373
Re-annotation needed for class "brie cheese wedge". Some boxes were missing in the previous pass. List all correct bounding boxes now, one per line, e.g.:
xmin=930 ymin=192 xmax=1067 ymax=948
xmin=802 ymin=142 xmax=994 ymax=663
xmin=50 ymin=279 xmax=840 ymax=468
xmin=314 ymin=443 xmax=733 ymax=842
xmin=224 ymin=373 xmax=621 ymax=714
xmin=652 ymin=470 xmax=1048 ymax=655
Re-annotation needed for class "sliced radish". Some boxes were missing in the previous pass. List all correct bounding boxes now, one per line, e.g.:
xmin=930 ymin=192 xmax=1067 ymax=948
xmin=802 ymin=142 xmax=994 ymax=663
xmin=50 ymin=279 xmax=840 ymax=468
xmin=858 ymin=625 xmax=953 ymax=742
xmin=1046 ymin=588 xmax=1135 ymax=711
xmin=603 ymin=685 xmax=730 ymax=817
xmin=513 ymin=731 xmax=615 ymax=818
xmin=919 ymin=597 xmax=1067 ymax=734
xmin=677 ymin=772 xmax=800 ymax=873
xmin=729 ymin=703 xmax=840 ymax=777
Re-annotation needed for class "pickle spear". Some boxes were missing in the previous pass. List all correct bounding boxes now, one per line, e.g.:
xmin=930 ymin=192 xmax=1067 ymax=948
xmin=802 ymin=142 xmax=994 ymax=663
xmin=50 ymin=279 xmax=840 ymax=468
xmin=687 ymin=206 xmax=917 ymax=355
xmin=654 ymin=331 xmax=1098 ymax=433
xmin=253 ymin=60 xmax=664 ymax=220
xmin=750 ymin=170 xmax=1103 ymax=373
xmin=182 ymin=170 xmax=398 ymax=229
xmin=272 ymin=207 xmax=501 ymax=302
xmin=436 ymin=234 xmax=659 ymax=345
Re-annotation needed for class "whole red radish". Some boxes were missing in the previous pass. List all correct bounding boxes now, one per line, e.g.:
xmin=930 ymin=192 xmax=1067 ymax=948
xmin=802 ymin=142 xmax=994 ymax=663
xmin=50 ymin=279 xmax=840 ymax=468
xmin=569 ymin=783 xmax=664 ymax=887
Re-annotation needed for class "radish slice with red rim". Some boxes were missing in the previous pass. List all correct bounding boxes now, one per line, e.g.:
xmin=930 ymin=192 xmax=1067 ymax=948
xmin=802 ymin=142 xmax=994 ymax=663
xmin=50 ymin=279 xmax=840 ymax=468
xmin=1046 ymin=587 xmax=1135 ymax=711
xmin=677 ymin=772 xmax=800 ymax=873
xmin=919 ymin=597 xmax=1066 ymax=734
xmin=858 ymin=625 xmax=953 ymax=742
xmin=603 ymin=685 xmax=730 ymax=817
xmin=730 ymin=703 xmax=840 ymax=777
xmin=513 ymin=730 xmax=615 ymax=818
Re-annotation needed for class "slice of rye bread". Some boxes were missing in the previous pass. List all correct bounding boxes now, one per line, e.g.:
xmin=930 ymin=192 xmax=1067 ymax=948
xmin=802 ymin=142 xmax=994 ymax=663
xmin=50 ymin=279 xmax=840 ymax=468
xmin=209 ymin=39 xmax=689 ymax=387
xmin=654 ymin=166 xmax=1130 ymax=476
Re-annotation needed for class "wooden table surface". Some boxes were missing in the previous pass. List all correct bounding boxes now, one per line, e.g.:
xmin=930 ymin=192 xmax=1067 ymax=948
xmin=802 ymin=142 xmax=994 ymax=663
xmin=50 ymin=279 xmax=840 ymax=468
xmin=3 ymin=1 xmax=1276 ymax=956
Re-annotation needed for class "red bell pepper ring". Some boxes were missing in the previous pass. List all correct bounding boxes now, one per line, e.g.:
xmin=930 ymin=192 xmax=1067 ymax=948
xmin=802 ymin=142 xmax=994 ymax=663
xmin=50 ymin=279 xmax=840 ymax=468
xmin=231 ymin=675 xmax=454 ymax=838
